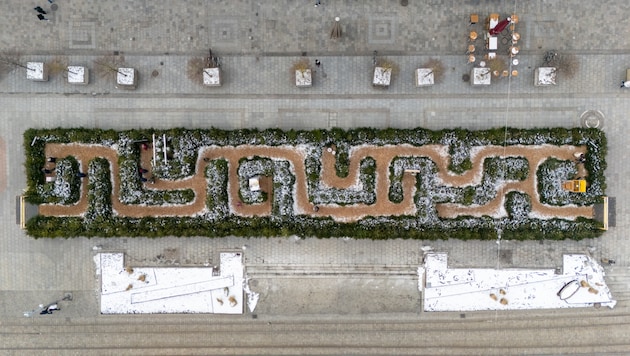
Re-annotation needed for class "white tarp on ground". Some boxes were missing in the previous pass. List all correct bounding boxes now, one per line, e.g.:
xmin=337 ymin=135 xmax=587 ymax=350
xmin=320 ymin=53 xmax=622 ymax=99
xmin=96 ymin=252 xmax=245 ymax=314
xmin=420 ymin=253 xmax=616 ymax=312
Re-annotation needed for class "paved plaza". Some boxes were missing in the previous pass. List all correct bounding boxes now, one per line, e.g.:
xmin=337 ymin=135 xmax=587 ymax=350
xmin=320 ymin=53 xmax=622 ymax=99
xmin=1 ymin=0 xmax=630 ymax=353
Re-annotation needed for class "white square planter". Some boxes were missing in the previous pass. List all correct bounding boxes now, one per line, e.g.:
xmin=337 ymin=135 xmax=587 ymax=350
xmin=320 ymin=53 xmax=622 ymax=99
xmin=295 ymin=69 xmax=312 ymax=87
xmin=249 ymin=177 xmax=261 ymax=192
xmin=26 ymin=62 xmax=48 ymax=81
xmin=67 ymin=66 xmax=89 ymax=85
xmin=415 ymin=68 xmax=434 ymax=86
xmin=203 ymin=67 xmax=222 ymax=86
xmin=535 ymin=67 xmax=557 ymax=86
xmin=373 ymin=66 xmax=392 ymax=87
xmin=471 ymin=67 xmax=491 ymax=86
xmin=116 ymin=67 xmax=138 ymax=89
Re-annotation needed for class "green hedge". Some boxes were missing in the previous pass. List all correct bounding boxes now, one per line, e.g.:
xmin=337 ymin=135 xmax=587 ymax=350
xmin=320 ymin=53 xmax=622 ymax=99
xmin=23 ymin=126 xmax=607 ymax=240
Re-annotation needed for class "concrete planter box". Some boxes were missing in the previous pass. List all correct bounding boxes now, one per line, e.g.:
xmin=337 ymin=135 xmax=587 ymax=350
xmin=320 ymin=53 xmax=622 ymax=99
xmin=415 ymin=68 xmax=434 ymax=86
xmin=372 ymin=66 xmax=392 ymax=87
xmin=295 ymin=69 xmax=312 ymax=87
xmin=471 ymin=67 xmax=491 ymax=86
xmin=67 ymin=66 xmax=89 ymax=85
xmin=26 ymin=62 xmax=48 ymax=81
xmin=116 ymin=67 xmax=138 ymax=89
xmin=535 ymin=67 xmax=557 ymax=86
xmin=203 ymin=67 xmax=222 ymax=87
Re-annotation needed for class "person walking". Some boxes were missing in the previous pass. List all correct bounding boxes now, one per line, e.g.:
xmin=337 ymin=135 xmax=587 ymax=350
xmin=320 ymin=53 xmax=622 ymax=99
xmin=315 ymin=59 xmax=321 ymax=67
xmin=314 ymin=0 xmax=321 ymax=7
xmin=34 ymin=6 xmax=47 ymax=14
xmin=37 ymin=14 xmax=49 ymax=21
xmin=621 ymin=81 xmax=630 ymax=88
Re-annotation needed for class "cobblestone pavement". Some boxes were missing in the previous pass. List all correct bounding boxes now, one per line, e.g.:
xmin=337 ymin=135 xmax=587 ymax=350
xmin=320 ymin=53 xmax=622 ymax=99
xmin=1 ymin=0 xmax=630 ymax=353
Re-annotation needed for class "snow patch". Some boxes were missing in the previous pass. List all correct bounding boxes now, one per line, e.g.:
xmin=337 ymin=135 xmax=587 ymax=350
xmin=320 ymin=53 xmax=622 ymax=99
xmin=422 ymin=253 xmax=615 ymax=311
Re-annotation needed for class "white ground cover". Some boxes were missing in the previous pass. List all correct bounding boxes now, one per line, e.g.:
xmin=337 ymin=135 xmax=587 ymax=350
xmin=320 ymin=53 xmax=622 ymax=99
xmin=420 ymin=253 xmax=615 ymax=312
xmin=67 ymin=66 xmax=88 ymax=84
xmin=96 ymin=252 xmax=257 ymax=314
xmin=116 ymin=67 xmax=136 ymax=86
xmin=372 ymin=67 xmax=392 ymax=86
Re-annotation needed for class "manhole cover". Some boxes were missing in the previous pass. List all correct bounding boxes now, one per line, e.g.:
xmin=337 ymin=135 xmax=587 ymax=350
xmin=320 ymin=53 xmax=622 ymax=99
xmin=151 ymin=70 xmax=159 ymax=78
xmin=580 ymin=110 xmax=604 ymax=129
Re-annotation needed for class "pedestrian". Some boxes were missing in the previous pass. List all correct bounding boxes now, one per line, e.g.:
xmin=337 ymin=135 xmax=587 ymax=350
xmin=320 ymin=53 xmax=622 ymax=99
xmin=47 ymin=0 xmax=54 ymax=3
xmin=138 ymin=167 xmax=148 ymax=174
xmin=47 ymin=157 xmax=56 ymax=163
xmin=34 ymin=6 xmax=47 ymax=14
xmin=314 ymin=0 xmax=321 ymax=7
xmin=37 ymin=14 xmax=49 ymax=21
xmin=315 ymin=59 xmax=321 ymax=67
xmin=77 ymin=172 xmax=87 ymax=178
xmin=621 ymin=81 xmax=630 ymax=88
xmin=42 ymin=168 xmax=53 ymax=174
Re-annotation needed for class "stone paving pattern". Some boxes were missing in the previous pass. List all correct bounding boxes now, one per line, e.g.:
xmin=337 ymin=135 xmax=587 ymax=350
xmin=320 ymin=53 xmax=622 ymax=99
xmin=1 ymin=0 xmax=630 ymax=352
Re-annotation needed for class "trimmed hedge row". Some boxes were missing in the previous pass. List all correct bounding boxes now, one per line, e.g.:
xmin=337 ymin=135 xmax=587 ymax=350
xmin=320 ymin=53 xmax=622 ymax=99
xmin=23 ymin=126 xmax=607 ymax=240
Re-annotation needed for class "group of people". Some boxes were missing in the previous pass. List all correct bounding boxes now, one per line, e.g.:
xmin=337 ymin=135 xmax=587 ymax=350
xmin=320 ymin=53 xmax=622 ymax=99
xmin=575 ymin=153 xmax=586 ymax=163
xmin=139 ymin=167 xmax=155 ymax=183
xmin=42 ymin=157 xmax=87 ymax=178
xmin=34 ymin=3 xmax=53 ymax=21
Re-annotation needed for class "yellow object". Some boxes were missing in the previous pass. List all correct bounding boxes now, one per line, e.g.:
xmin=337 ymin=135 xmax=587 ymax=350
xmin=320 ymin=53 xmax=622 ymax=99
xmin=562 ymin=180 xmax=586 ymax=193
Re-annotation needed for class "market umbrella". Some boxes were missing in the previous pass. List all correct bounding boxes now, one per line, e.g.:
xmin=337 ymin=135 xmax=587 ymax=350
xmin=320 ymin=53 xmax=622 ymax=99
xmin=489 ymin=17 xmax=510 ymax=36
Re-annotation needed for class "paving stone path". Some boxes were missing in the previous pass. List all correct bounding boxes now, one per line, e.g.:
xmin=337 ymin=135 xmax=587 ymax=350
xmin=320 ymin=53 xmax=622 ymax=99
xmin=40 ymin=141 xmax=591 ymax=222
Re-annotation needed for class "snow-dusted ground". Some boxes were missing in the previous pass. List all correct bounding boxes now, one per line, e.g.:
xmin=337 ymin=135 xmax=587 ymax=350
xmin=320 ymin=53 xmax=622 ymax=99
xmin=295 ymin=69 xmax=312 ymax=87
xmin=96 ymin=252 xmax=253 ymax=314
xmin=67 ymin=66 xmax=88 ymax=84
xmin=372 ymin=67 xmax=391 ymax=86
xmin=415 ymin=68 xmax=434 ymax=86
xmin=420 ymin=253 xmax=615 ymax=312
xmin=203 ymin=67 xmax=221 ymax=86
xmin=116 ymin=67 xmax=136 ymax=86
xmin=26 ymin=62 xmax=47 ymax=81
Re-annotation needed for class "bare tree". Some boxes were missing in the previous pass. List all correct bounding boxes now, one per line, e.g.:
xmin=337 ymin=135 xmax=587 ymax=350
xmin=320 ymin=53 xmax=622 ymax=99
xmin=187 ymin=57 xmax=206 ymax=85
xmin=375 ymin=58 xmax=399 ymax=75
xmin=543 ymin=52 xmax=579 ymax=79
xmin=291 ymin=58 xmax=310 ymax=73
xmin=94 ymin=55 xmax=126 ymax=80
xmin=0 ymin=52 xmax=26 ymax=79
xmin=422 ymin=58 xmax=445 ymax=83
xmin=48 ymin=56 xmax=69 ymax=77
xmin=556 ymin=54 xmax=579 ymax=79
xmin=487 ymin=58 xmax=507 ymax=76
